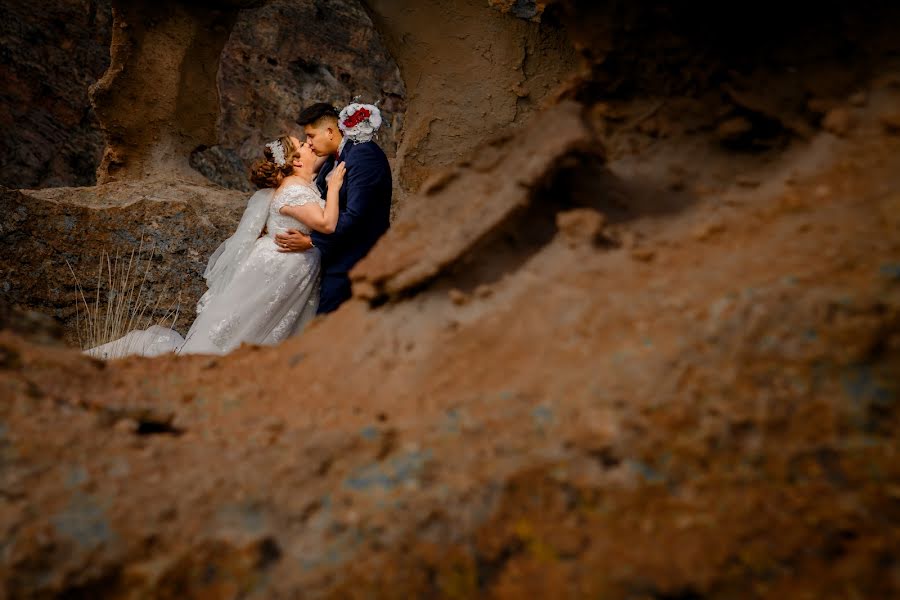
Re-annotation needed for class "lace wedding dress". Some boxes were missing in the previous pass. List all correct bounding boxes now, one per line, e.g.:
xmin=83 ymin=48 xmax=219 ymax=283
xmin=87 ymin=184 xmax=324 ymax=359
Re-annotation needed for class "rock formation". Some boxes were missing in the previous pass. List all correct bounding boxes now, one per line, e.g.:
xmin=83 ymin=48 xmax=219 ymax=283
xmin=364 ymin=0 xmax=577 ymax=193
xmin=0 ymin=182 xmax=246 ymax=343
xmin=0 ymin=0 xmax=112 ymax=189
xmin=0 ymin=0 xmax=407 ymax=342
xmin=1 ymin=0 xmax=404 ymax=191
xmin=200 ymin=0 xmax=406 ymax=192
xmin=89 ymin=0 xmax=264 ymax=184
xmin=1 ymin=0 xmax=900 ymax=598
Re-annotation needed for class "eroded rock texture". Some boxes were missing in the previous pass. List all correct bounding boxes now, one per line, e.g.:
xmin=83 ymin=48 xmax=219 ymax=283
xmin=0 ymin=0 xmax=112 ymax=188
xmin=89 ymin=1 xmax=259 ymax=184
xmin=1 ymin=1 xmax=900 ymax=598
xmin=2 ymin=90 xmax=899 ymax=596
xmin=0 ymin=182 xmax=246 ymax=343
xmin=364 ymin=0 xmax=577 ymax=194
xmin=1 ymin=0 xmax=404 ymax=191
xmin=194 ymin=0 xmax=406 ymax=192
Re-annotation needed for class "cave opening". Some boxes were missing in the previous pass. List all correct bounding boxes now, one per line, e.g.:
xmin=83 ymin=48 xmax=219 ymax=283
xmin=189 ymin=0 xmax=407 ymax=192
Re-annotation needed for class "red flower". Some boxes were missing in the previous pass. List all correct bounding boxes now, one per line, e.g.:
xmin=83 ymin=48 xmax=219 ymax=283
xmin=343 ymin=107 xmax=371 ymax=129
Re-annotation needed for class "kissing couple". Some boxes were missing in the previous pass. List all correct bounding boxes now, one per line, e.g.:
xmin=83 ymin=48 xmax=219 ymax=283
xmin=89 ymin=102 xmax=392 ymax=359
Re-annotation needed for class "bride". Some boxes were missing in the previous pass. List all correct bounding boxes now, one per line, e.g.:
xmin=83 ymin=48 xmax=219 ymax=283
xmin=87 ymin=135 xmax=345 ymax=359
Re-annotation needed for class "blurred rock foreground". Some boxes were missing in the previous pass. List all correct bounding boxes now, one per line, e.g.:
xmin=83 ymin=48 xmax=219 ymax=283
xmin=1 ymin=1 xmax=900 ymax=598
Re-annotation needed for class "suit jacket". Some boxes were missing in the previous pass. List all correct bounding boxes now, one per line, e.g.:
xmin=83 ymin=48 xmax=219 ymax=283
xmin=312 ymin=140 xmax=392 ymax=280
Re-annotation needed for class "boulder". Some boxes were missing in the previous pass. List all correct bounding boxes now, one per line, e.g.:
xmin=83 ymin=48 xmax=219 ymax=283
xmin=0 ymin=181 xmax=246 ymax=344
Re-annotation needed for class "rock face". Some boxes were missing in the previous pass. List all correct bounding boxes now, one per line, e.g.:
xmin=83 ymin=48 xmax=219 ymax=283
xmin=0 ymin=181 xmax=246 ymax=344
xmin=352 ymin=102 xmax=603 ymax=303
xmin=1 ymin=0 xmax=404 ymax=192
xmin=364 ymin=0 xmax=577 ymax=193
xmin=553 ymin=0 xmax=900 ymax=161
xmin=89 ymin=0 xmax=259 ymax=184
xmin=0 ymin=0 xmax=112 ymax=189
xmin=196 ymin=0 xmax=406 ymax=192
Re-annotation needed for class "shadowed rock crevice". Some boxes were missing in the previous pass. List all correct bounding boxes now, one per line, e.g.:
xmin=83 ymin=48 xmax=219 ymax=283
xmin=350 ymin=101 xmax=602 ymax=305
xmin=432 ymin=151 xmax=611 ymax=297
xmin=89 ymin=1 xmax=262 ymax=183
xmin=553 ymin=0 xmax=900 ymax=168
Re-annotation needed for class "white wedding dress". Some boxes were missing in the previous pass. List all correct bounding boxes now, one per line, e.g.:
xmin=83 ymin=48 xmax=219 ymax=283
xmin=87 ymin=184 xmax=324 ymax=359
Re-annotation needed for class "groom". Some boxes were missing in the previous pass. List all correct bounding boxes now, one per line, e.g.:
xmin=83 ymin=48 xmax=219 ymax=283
xmin=275 ymin=103 xmax=392 ymax=314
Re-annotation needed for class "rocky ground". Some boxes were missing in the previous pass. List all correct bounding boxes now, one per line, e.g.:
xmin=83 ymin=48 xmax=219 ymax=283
xmin=1 ymin=1 xmax=899 ymax=598
xmin=2 ymin=87 xmax=899 ymax=597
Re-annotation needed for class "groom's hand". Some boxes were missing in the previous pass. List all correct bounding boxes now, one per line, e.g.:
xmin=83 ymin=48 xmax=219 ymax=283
xmin=275 ymin=229 xmax=314 ymax=252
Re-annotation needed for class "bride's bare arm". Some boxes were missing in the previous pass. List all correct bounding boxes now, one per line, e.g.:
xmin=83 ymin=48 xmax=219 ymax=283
xmin=279 ymin=162 xmax=346 ymax=234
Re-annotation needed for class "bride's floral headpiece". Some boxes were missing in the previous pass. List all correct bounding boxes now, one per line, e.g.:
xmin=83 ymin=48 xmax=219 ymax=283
xmin=265 ymin=139 xmax=287 ymax=167
xmin=339 ymin=102 xmax=383 ymax=144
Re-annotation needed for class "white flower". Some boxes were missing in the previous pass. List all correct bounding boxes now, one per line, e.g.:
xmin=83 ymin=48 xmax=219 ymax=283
xmin=338 ymin=103 xmax=384 ymax=144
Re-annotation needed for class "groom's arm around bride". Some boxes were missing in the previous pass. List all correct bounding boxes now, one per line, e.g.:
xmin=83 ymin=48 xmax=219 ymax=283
xmin=276 ymin=102 xmax=392 ymax=314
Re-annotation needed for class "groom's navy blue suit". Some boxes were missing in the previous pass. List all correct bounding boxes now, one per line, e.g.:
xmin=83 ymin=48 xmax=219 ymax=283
xmin=312 ymin=140 xmax=392 ymax=314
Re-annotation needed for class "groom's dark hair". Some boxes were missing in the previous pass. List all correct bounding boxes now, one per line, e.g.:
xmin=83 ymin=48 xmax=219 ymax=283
xmin=297 ymin=103 xmax=340 ymax=126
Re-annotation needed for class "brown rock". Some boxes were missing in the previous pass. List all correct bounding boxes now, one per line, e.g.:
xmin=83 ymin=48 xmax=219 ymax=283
xmin=881 ymin=112 xmax=900 ymax=135
xmin=716 ymin=116 xmax=753 ymax=142
xmin=474 ymin=284 xmax=494 ymax=299
xmin=692 ymin=221 xmax=726 ymax=241
xmin=351 ymin=101 xmax=603 ymax=301
xmin=365 ymin=0 xmax=578 ymax=193
xmin=352 ymin=280 xmax=379 ymax=302
xmin=735 ymin=174 xmax=761 ymax=188
xmin=822 ymin=107 xmax=853 ymax=136
xmin=815 ymin=185 xmax=832 ymax=198
xmin=89 ymin=1 xmax=251 ymax=184
xmin=3 ymin=3 xmax=900 ymax=599
xmin=556 ymin=208 xmax=607 ymax=247
xmin=448 ymin=288 xmax=469 ymax=305
xmin=0 ymin=182 xmax=245 ymax=344
xmin=630 ymin=246 xmax=656 ymax=262
xmin=0 ymin=299 xmax=64 ymax=346
xmin=848 ymin=91 xmax=868 ymax=107
xmin=617 ymin=229 xmax=642 ymax=250
xmin=807 ymin=97 xmax=836 ymax=115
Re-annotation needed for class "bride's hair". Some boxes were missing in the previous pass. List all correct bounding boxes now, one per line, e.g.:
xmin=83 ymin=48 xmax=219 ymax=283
xmin=249 ymin=136 xmax=300 ymax=188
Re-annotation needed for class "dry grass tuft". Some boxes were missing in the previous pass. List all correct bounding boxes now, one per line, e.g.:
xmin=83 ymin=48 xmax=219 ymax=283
xmin=66 ymin=235 xmax=181 ymax=357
